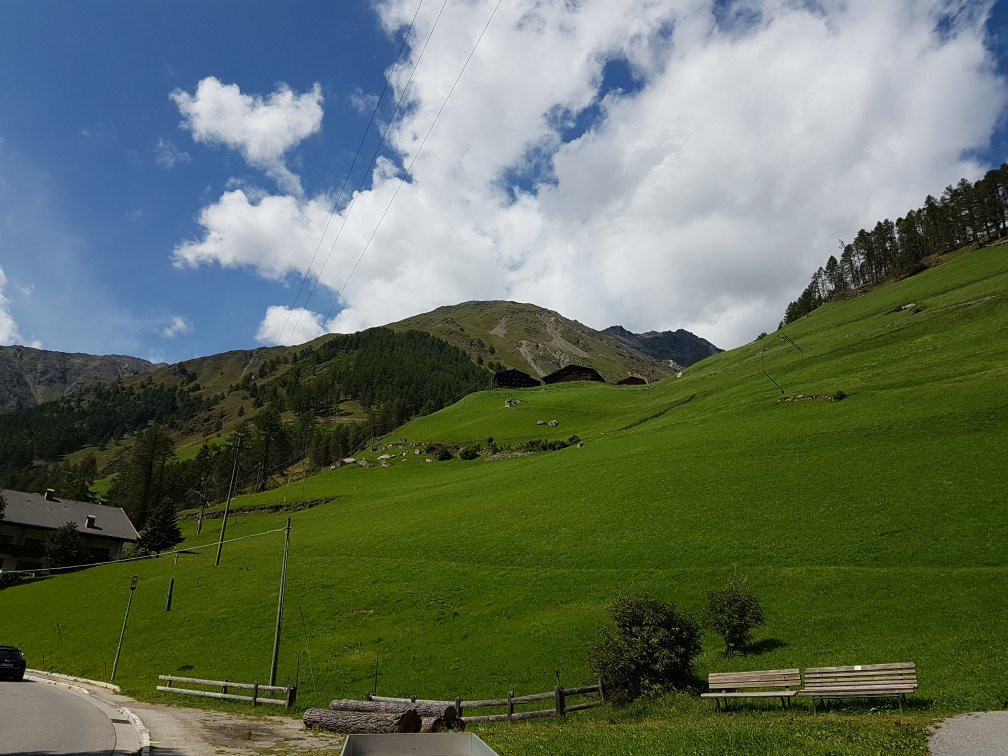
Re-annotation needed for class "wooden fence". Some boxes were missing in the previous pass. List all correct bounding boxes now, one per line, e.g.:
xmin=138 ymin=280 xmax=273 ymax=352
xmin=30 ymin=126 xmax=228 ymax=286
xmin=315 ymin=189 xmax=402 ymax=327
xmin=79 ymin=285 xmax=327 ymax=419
xmin=366 ymin=682 xmax=604 ymax=723
xmin=157 ymin=674 xmax=297 ymax=708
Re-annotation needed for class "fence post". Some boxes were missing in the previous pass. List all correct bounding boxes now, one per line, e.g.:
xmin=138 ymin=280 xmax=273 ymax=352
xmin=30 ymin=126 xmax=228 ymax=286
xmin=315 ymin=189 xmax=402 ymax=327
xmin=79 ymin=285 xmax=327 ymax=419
xmin=287 ymin=685 xmax=297 ymax=709
xmin=555 ymin=686 xmax=565 ymax=717
xmin=252 ymin=683 xmax=259 ymax=707
xmin=598 ymin=678 xmax=605 ymax=703
xmin=222 ymin=681 xmax=228 ymax=695
xmin=455 ymin=697 xmax=463 ymax=719
xmin=507 ymin=690 xmax=514 ymax=721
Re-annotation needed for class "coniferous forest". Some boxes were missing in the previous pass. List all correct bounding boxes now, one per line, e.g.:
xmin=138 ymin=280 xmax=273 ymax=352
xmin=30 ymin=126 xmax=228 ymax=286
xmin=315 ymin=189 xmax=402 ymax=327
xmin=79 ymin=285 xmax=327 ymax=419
xmin=0 ymin=329 xmax=489 ymax=530
xmin=782 ymin=166 xmax=1008 ymax=325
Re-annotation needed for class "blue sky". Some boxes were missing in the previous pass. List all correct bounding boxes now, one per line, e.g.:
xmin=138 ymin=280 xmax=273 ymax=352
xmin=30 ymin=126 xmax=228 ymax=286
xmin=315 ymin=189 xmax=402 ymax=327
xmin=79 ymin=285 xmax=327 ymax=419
xmin=1 ymin=1 xmax=1006 ymax=362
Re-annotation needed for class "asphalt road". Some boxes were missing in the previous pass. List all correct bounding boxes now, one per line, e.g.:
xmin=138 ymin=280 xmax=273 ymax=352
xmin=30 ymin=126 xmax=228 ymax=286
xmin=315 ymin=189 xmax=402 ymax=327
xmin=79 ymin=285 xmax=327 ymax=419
xmin=0 ymin=677 xmax=128 ymax=755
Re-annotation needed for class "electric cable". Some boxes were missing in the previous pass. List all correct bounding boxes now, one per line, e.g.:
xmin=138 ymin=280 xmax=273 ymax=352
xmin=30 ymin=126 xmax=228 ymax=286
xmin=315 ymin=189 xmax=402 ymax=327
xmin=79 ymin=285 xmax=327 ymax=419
xmin=315 ymin=0 xmax=503 ymax=334
xmin=274 ymin=0 xmax=426 ymax=348
xmin=2 ymin=527 xmax=287 ymax=576
xmin=286 ymin=0 xmax=451 ymax=344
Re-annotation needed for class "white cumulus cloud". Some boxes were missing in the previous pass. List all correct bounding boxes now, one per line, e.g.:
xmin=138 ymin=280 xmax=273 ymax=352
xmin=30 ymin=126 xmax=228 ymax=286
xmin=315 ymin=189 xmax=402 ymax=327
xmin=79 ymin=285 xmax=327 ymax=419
xmin=171 ymin=76 xmax=324 ymax=195
xmin=0 ymin=266 xmax=40 ymax=347
xmin=162 ymin=315 xmax=193 ymax=338
xmin=256 ymin=305 xmax=325 ymax=346
xmin=174 ymin=0 xmax=1007 ymax=349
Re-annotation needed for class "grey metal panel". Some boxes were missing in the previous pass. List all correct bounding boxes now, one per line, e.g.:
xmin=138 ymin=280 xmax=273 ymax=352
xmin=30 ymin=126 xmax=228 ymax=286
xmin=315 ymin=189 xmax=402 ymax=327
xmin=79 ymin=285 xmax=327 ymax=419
xmin=341 ymin=733 xmax=499 ymax=756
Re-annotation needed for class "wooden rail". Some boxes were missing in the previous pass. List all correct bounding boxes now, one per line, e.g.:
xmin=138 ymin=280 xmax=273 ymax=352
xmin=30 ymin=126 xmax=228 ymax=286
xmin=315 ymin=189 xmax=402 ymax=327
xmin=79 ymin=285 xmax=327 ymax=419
xmin=367 ymin=681 xmax=604 ymax=723
xmin=157 ymin=674 xmax=296 ymax=708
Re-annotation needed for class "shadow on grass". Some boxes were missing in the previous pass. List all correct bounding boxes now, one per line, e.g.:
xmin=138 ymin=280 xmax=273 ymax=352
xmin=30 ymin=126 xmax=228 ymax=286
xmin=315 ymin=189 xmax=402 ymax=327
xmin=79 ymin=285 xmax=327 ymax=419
xmin=806 ymin=695 xmax=934 ymax=714
xmin=747 ymin=637 xmax=787 ymax=655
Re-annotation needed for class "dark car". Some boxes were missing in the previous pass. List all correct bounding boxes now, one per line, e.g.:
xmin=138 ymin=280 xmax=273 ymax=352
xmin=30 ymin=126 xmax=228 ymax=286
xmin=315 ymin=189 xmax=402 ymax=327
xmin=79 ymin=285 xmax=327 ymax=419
xmin=0 ymin=646 xmax=26 ymax=680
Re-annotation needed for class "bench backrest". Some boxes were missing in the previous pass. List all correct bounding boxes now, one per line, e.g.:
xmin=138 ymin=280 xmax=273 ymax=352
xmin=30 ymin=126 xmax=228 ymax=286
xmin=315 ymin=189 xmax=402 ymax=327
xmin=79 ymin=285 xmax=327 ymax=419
xmin=708 ymin=669 xmax=801 ymax=692
xmin=803 ymin=662 xmax=917 ymax=691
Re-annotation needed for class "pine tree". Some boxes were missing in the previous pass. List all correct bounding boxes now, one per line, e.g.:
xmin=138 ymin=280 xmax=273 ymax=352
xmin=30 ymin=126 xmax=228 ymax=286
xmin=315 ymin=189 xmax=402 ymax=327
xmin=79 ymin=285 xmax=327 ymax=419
xmin=138 ymin=501 xmax=182 ymax=554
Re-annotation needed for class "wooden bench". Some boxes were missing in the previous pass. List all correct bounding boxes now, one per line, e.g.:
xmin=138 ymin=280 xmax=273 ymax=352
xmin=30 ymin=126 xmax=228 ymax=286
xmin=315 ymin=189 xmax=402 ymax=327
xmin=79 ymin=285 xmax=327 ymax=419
xmin=797 ymin=662 xmax=917 ymax=713
xmin=701 ymin=669 xmax=801 ymax=711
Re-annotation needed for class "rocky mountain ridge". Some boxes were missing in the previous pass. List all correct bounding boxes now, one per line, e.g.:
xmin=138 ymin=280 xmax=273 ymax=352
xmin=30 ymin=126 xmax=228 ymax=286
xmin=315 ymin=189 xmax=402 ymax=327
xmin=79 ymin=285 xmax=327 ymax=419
xmin=601 ymin=325 xmax=721 ymax=369
xmin=0 ymin=345 xmax=160 ymax=412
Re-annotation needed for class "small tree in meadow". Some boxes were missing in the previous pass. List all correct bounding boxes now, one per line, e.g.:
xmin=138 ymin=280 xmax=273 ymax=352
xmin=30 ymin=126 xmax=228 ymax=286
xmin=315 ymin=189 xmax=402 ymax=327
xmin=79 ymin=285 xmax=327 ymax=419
xmin=590 ymin=594 xmax=702 ymax=703
xmin=706 ymin=577 xmax=765 ymax=656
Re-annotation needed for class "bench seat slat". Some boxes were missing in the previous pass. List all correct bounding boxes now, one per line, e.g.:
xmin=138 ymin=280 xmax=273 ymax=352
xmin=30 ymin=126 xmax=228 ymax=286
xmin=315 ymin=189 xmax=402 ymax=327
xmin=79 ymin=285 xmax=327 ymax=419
xmin=806 ymin=663 xmax=914 ymax=673
xmin=799 ymin=687 xmax=916 ymax=696
xmin=702 ymin=691 xmax=797 ymax=699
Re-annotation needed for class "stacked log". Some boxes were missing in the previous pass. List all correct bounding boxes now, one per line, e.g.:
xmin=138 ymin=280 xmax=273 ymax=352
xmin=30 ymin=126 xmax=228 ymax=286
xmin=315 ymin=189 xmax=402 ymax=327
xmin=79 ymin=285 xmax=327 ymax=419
xmin=304 ymin=707 xmax=421 ymax=734
xmin=329 ymin=699 xmax=457 ymax=720
xmin=305 ymin=698 xmax=465 ymax=734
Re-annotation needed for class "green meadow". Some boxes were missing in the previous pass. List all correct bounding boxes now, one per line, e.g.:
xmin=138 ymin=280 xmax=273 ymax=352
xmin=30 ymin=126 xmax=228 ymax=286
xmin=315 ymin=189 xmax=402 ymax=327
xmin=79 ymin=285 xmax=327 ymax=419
xmin=2 ymin=246 xmax=1006 ymax=753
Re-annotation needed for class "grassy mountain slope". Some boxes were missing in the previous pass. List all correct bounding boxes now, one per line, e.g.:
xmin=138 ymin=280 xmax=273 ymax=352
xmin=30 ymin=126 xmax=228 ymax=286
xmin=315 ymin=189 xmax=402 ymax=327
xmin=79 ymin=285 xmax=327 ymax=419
xmin=2 ymin=248 xmax=1006 ymax=753
xmin=390 ymin=300 xmax=676 ymax=382
xmin=0 ymin=345 xmax=158 ymax=412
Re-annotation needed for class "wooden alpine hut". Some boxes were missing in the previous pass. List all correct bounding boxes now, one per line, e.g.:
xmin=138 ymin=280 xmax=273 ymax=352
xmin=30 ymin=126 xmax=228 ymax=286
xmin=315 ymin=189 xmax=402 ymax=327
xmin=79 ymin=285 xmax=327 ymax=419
xmin=617 ymin=375 xmax=647 ymax=386
xmin=542 ymin=364 xmax=605 ymax=384
xmin=493 ymin=368 xmax=542 ymax=389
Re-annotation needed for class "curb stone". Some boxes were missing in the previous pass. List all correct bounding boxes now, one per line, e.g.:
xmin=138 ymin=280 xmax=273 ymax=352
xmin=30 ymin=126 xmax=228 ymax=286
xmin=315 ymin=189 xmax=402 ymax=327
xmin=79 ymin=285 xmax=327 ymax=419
xmin=26 ymin=667 xmax=121 ymax=693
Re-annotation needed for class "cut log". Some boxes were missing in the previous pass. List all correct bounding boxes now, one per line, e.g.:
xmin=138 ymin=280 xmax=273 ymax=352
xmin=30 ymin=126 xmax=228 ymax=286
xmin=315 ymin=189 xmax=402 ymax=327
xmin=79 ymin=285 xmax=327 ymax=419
xmin=304 ymin=707 xmax=422 ymax=734
xmin=329 ymin=698 xmax=457 ymax=722
xmin=420 ymin=716 xmax=444 ymax=733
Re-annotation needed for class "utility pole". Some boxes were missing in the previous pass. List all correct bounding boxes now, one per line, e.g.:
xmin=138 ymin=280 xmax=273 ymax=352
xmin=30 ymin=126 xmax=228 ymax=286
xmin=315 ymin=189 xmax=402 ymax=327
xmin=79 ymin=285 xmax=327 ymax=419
xmin=269 ymin=517 xmax=291 ymax=687
xmin=111 ymin=576 xmax=139 ymax=681
xmin=216 ymin=434 xmax=242 ymax=566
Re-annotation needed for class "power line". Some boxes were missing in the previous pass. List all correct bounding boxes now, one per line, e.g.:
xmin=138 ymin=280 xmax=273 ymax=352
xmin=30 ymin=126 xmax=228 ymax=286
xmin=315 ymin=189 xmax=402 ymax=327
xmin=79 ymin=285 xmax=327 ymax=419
xmin=1 ymin=527 xmax=287 ymax=576
xmin=316 ymin=0 xmax=503 ymax=334
xmin=285 ymin=0 xmax=451 ymax=345
xmin=273 ymin=1 xmax=425 ymax=349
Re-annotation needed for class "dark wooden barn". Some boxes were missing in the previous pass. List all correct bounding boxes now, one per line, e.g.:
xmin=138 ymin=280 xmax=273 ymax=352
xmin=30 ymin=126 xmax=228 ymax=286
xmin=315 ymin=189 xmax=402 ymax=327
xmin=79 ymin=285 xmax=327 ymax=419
xmin=493 ymin=368 xmax=542 ymax=389
xmin=617 ymin=375 xmax=647 ymax=386
xmin=542 ymin=364 xmax=605 ymax=384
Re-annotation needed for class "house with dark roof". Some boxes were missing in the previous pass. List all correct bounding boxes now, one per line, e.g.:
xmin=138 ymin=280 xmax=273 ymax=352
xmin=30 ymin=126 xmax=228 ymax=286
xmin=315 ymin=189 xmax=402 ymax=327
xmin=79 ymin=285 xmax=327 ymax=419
xmin=0 ymin=489 xmax=139 ymax=572
xmin=542 ymin=364 xmax=606 ymax=384
xmin=492 ymin=368 xmax=542 ymax=389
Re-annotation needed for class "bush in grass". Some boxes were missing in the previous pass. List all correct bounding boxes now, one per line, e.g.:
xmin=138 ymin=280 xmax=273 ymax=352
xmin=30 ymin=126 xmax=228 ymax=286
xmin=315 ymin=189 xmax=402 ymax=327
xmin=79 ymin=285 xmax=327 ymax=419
xmin=706 ymin=577 xmax=765 ymax=655
xmin=43 ymin=522 xmax=88 ymax=568
xmin=0 ymin=571 xmax=23 ymax=590
xmin=118 ymin=542 xmax=145 ymax=560
xmin=590 ymin=594 xmax=702 ymax=703
xmin=458 ymin=444 xmax=481 ymax=460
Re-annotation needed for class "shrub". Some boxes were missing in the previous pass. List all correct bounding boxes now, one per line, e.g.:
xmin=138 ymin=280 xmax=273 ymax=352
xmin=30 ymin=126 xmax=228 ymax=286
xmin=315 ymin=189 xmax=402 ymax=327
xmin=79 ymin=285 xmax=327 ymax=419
xmin=0 ymin=572 xmax=22 ymax=590
xmin=118 ymin=542 xmax=146 ymax=560
xmin=43 ymin=522 xmax=88 ymax=568
xmin=590 ymin=594 xmax=701 ymax=703
xmin=706 ymin=577 xmax=766 ymax=655
xmin=458 ymin=445 xmax=481 ymax=460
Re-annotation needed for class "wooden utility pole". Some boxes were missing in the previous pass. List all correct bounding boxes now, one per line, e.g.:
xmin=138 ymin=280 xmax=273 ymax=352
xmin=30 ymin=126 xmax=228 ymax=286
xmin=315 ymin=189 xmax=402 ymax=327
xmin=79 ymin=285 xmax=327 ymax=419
xmin=270 ymin=517 xmax=291 ymax=687
xmin=215 ymin=434 xmax=242 ymax=566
